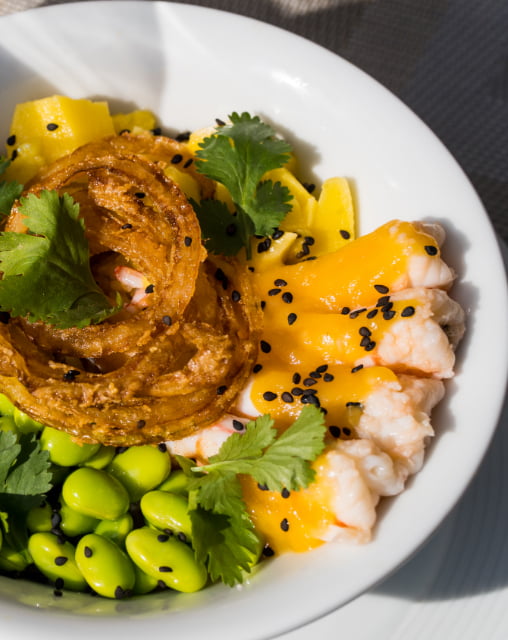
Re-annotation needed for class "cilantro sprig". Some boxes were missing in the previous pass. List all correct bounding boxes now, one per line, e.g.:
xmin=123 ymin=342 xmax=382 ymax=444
xmin=0 ymin=190 xmax=120 ymax=328
xmin=0 ymin=431 xmax=53 ymax=551
xmin=194 ymin=112 xmax=293 ymax=257
xmin=0 ymin=157 xmax=23 ymax=219
xmin=176 ymin=405 xmax=327 ymax=586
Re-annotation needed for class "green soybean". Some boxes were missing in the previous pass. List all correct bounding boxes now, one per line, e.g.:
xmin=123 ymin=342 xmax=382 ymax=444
xmin=40 ymin=426 xmax=100 ymax=466
xmin=28 ymin=532 xmax=87 ymax=591
xmin=0 ymin=393 xmax=15 ymax=416
xmin=12 ymin=407 xmax=43 ymax=434
xmin=62 ymin=467 xmax=130 ymax=520
xmin=125 ymin=527 xmax=207 ymax=593
xmin=106 ymin=445 xmax=171 ymax=502
xmin=59 ymin=498 xmax=100 ymax=537
xmin=157 ymin=469 xmax=189 ymax=494
xmin=76 ymin=533 xmax=136 ymax=599
xmin=26 ymin=501 xmax=53 ymax=533
xmin=0 ymin=543 xmax=31 ymax=572
xmin=140 ymin=490 xmax=192 ymax=539
xmin=132 ymin=565 xmax=158 ymax=595
xmin=94 ymin=512 xmax=133 ymax=546
xmin=0 ymin=415 xmax=18 ymax=435
xmin=82 ymin=445 xmax=116 ymax=469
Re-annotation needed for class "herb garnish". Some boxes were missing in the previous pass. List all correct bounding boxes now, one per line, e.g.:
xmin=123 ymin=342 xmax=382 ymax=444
xmin=176 ymin=405 xmax=327 ymax=585
xmin=0 ymin=157 xmax=23 ymax=219
xmin=0 ymin=190 xmax=120 ymax=328
xmin=194 ymin=112 xmax=293 ymax=258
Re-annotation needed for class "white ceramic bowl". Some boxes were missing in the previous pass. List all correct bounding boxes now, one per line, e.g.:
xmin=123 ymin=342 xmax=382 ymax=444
xmin=0 ymin=3 xmax=507 ymax=639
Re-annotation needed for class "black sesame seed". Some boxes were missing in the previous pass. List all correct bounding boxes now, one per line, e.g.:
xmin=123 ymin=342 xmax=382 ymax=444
xmin=274 ymin=278 xmax=287 ymax=287
xmin=351 ymin=364 xmax=364 ymax=373
xmin=376 ymin=295 xmax=391 ymax=307
xmin=175 ymin=131 xmax=191 ymax=142
xmin=157 ymin=534 xmax=170 ymax=542
xmin=184 ymin=236 xmax=193 ymax=246
xmin=272 ymin=229 xmax=284 ymax=240
xmin=6 ymin=134 xmax=15 ymax=146
xmin=292 ymin=373 xmax=301 ymax=384
xmin=116 ymin=446 xmax=129 ymax=454
xmin=183 ymin=158 xmax=193 ymax=169
xmin=171 ymin=153 xmax=183 ymax=164
xmin=341 ymin=307 xmax=351 ymax=315
xmin=383 ymin=310 xmax=396 ymax=321
xmin=162 ymin=315 xmax=172 ymax=326
xmin=281 ymin=392 xmax=294 ymax=403
xmin=158 ymin=443 xmax=167 ymax=452
xmin=366 ymin=309 xmax=378 ymax=319
xmin=217 ymin=385 xmax=228 ymax=395
xmin=304 ymin=236 xmax=315 ymax=246
xmin=231 ymin=290 xmax=241 ymax=302
xmin=381 ymin=301 xmax=393 ymax=312
xmin=349 ymin=308 xmax=366 ymax=319
xmin=291 ymin=387 xmax=304 ymax=396
xmin=365 ymin=341 xmax=376 ymax=351
xmin=159 ymin=566 xmax=173 ymax=572
xmin=323 ymin=373 xmax=334 ymax=382
xmin=296 ymin=243 xmax=310 ymax=259
xmin=145 ymin=284 xmax=155 ymax=294
xmin=257 ymin=238 xmax=272 ymax=253
xmin=343 ymin=427 xmax=352 ymax=436
xmin=121 ymin=223 xmax=133 ymax=229
xmin=401 ymin=305 xmax=416 ymax=317
xmin=54 ymin=556 xmax=68 ymax=566
xmin=257 ymin=483 xmax=269 ymax=491
xmin=340 ymin=229 xmax=351 ymax=239
xmin=303 ymin=377 xmax=317 ymax=386
xmin=282 ymin=292 xmax=293 ymax=304
xmin=303 ymin=182 xmax=316 ymax=193
xmin=425 ymin=245 xmax=438 ymax=256
xmin=63 ymin=369 xmax=80 ymax=382
xmin=281 ymin=488 xmax=290 ymax=499
xmin=46 ymin=123 xmax=58 ymax=131
xmin=346 ymin=401 xmax=363 ymax=408
xmin=268 ymin=288 xmax=282 ymax=296
xmin=374 ymin=284 xmax=389 ymax=294
xmin=360 ymin=336 xmax=371 ymax=348
xmin=84 ymin=546 xmax=93 ymax=558
xmin=54 ymin=577 xmax=64 ymax=589
xmin=260 ymin=340 xmax=271 ymax=353
xmin=260 ymin=300 xmax=266 ymax=310
xmin=309 ymin=370 xmax=322 ymax=379
xmin=263 ymin=545 xmax=275 ymax=557
xmin=253 ymin=363 xmax=263 ymax=373
xmin=232 ymin=419 xmax=244 ymax=431
xmin=263 ymin=391 xmax=277 ymax=401
xmin=114 ymin=586 xmax=127 ymax=599
xmin=51 ymin=512 xmax=62 ymax=528
xmin=287 ymin=312 xmax=297 ymax=325
xmin=301 ymin=394 xmax=320 ymax=407
xmin=215 ymin=118 xmax=226 ymax=126
xmin=329 ymin=426 xmax=341 ymax=438
xmin=177 ymin=532 xmax=187 ymax=543
xmin=11 ymin=149 xmax=17 ymax=161
xmin=151 ymin=127 xmax=162 ymax=135
xmin=137 ymin=420 xmax=146 ymax=429
xmin=134 ymin=191 xmax=145 ymax=198
xmin=316 ymin=364 xmax=328 ymax=373
xmin=359 ymin=326 xmax=371 ymax=337
xmin=280 ymin=518 xmax=290 ymax=532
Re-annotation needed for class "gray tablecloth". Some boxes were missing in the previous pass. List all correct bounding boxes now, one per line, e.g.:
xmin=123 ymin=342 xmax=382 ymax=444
xmin=1 ymin=0 xmax=507 ymax=245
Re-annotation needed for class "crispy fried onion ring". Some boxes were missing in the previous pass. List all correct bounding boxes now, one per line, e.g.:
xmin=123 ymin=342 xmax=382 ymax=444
xmin=0 ymin=135 xmax=261 ymax=446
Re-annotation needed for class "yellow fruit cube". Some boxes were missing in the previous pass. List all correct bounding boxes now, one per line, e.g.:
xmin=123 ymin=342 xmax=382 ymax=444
xmin=263 ymin=168 xmax=317 ymax=236
xmin=309 ymin=177 xmax=356 ymax=256
xmin=247 ymin=231 xmax=299 ymax=272
xmin=112 ymin=110 xmax=157 ymax=135
xmin=4 ymin=95 xmax=115 ymax=183
xmin=164 ymin=166 xmax=200 ymax=203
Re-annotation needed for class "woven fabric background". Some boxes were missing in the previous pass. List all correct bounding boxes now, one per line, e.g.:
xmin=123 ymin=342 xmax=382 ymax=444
xmin=1 ymin=0 xmax=507 ymax=243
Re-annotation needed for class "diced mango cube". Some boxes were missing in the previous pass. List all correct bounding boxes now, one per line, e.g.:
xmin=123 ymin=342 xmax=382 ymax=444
xmin=309 ymin=177 xmax=356 ymax=256
xmin=164 ymin=165 xmax=200 ymax=202
xmin=112 ymin=110 xmax=157 ymax=135
xmin=247 ymin=231 xmax=299 ymax=272
xmin=263 ymin=168 xmax=317 ymax=236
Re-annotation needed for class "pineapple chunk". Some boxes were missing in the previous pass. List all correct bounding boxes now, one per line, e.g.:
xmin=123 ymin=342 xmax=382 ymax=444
xmin=309 ymin=177 xmax=355 ymax=256
xmin=164 ymin=166 xmax=200 ymax=202
xmin=263 ymin=168 xmax=317 ymax=236
xmin=112 ymin=109 xmax=157 ymax=135
xmin=4 ymin=95 xmax=115 ymax=183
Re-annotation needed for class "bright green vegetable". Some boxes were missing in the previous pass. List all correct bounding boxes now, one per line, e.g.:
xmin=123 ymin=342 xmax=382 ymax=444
xmin=94 ymin=512 xmax=133 ymax=547
xmin=40 ymin=426 xmax=100 ymax=466
xmin=59 ymin=498 xmax=99 ymax=537
xmin=106 ymin=445 xmax=171 ymax=502
xmin=0 ymin=394 xmax=15 ymax=417
xmin=0 ymin=415 xmax=17 ymax=435
xmin=0 ymin=542 xmax=31 ymax=572
xmin=157 ymin=469 xmax=189 ymax=494
xmin=126 ymin=527 xmax=207 ymax=593
xmin=26 ymin=501 xmax=53 ymax=533
xmin=62 ymin=467 xmax=129 ymax=521
xmin=132 ymin=564 xmax=158 ymax=595
xmin=82 ymin=445 xmax=116 ymax=470
xmin=12 ymin=407 xmax=43 ymax=434
xmin=76 ymin=533 xmax=136 ymax=598
xmin=140 ymin=490 xmax=192 ymax=539
xmin=28 ymin=532 xmax=87 ymax=591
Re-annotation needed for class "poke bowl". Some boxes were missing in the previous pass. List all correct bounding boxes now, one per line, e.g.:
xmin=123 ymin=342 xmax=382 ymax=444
xmin=0 ymin=2 xmax=506 ymax=640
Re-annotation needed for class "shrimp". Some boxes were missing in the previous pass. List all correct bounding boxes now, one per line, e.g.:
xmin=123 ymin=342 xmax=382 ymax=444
xmin=113 ymin=265 xmax=151 ymax=312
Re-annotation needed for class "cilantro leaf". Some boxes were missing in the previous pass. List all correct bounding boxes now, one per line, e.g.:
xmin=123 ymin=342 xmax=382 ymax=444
xmin=0 ymin=190 xmax=119 ymax=328
xmin=0 ymin=157 xmax=23 ymax=219
xmin=191 ymin=198 xmax=245 ymax=256
xmin=180 ymin=406 xmax=326 ymax=586
xmin=0 ymin=431 xmax=52 ymax=550
xmin=195 ymin=113 xmax=293 ymax=257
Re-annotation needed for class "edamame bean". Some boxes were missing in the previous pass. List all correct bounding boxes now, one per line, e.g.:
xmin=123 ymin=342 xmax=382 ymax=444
xmin=0 ymin=415 xmax=18 ymax=435
xmin=28 ymin=532 xmax=87 ymax=591
xmin=140 ymin=490 xmax=192 ymax=539
xmin=132 ymin=565 xmax=158 ymax=595
xmin=12 ymin=407 xmax=43 ymax=434
xmin=0 ymin=544 xmax=31 ymax=572
xmin=26 ymin=501 xmax=53 ymax=533
xmin=125 ymin=527 xmax=207 ymax=593
xmin=106 ymin=445 xmax=171 ymax=502
xmin=82 ymin=445 xmax=116 ymax=469
xmin=62 ymin=467 xmax=130 ymax=520
xmin=59 ymin=498 xmax=100 ymax=537
xmin=157 ymin=469 xmax=189 ymax=494
xmin=0 ymin=393 xmax=15 ymax=416
xmin=94 ymin=512 xmax=133 ymax=546
xmin=40 ymin=426 xmax=100 ymax=466
xmin=76 ymin=533 xmax=136 ymax=599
